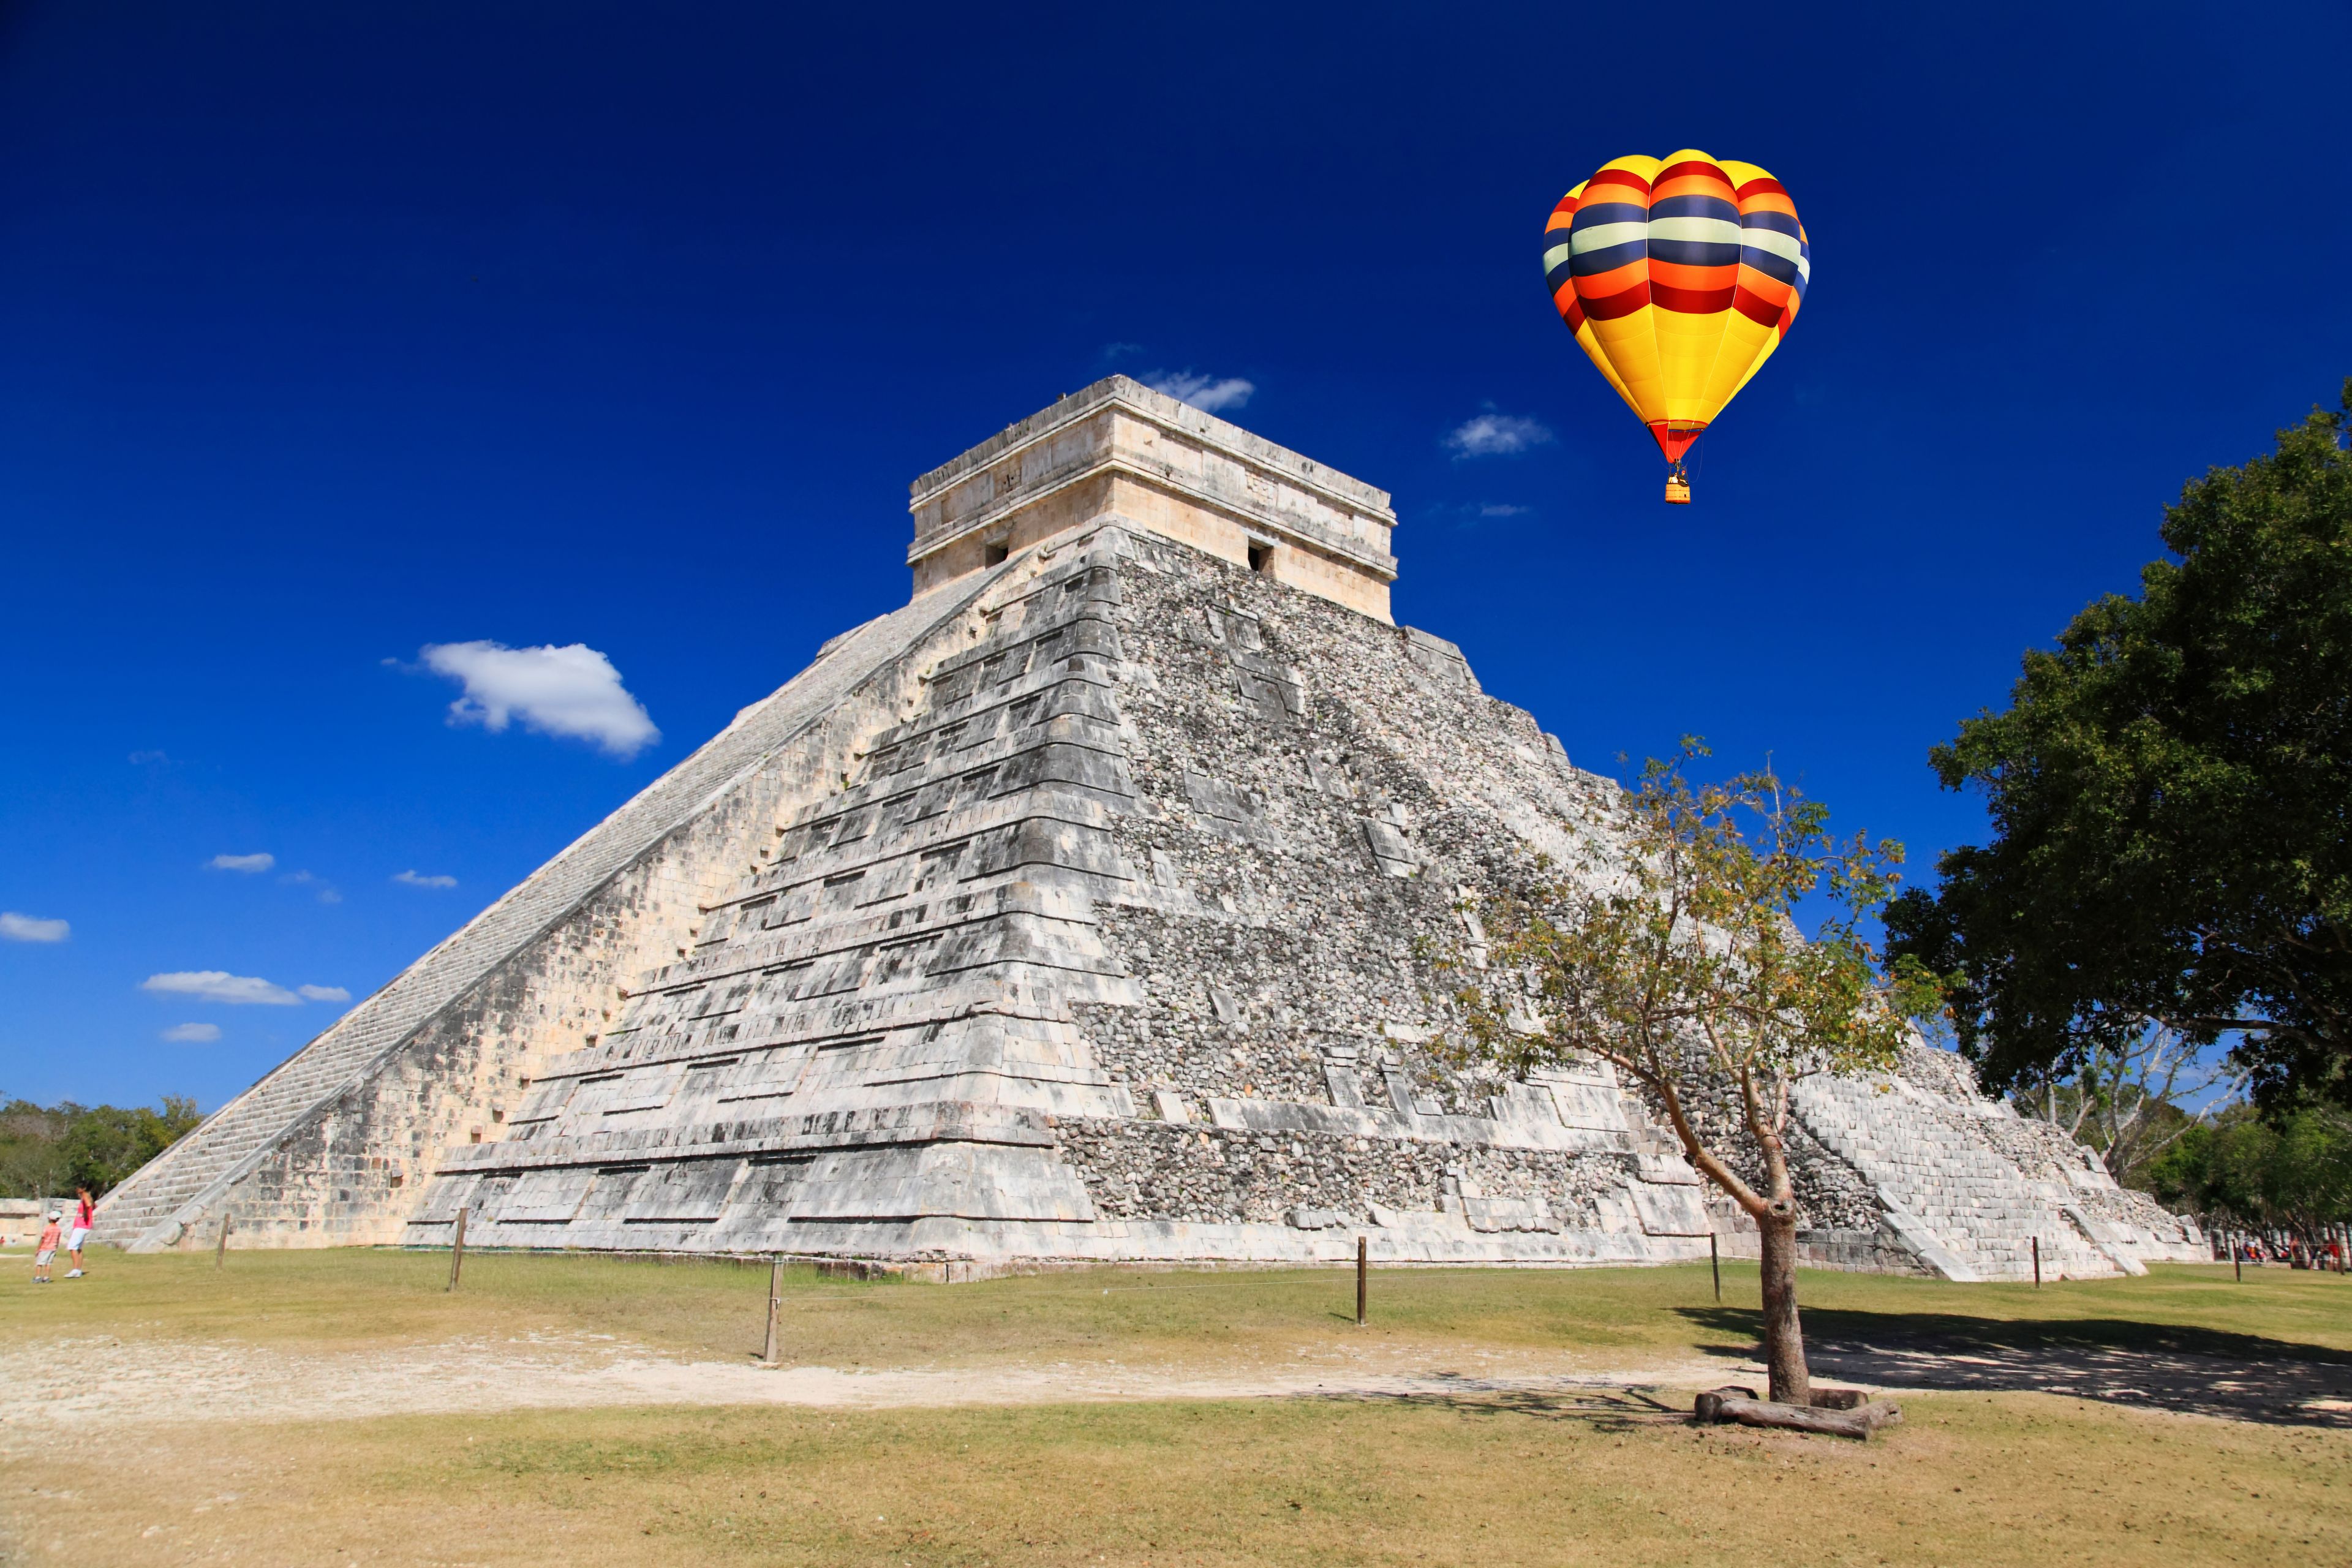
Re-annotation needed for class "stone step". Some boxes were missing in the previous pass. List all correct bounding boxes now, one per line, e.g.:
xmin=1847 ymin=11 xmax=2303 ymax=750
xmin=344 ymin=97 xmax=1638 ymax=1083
xmin=100 ymin=574 xmax=1002 ymax=1249
xmin=1791 ymin=1071 xmax=2136 ymax=1281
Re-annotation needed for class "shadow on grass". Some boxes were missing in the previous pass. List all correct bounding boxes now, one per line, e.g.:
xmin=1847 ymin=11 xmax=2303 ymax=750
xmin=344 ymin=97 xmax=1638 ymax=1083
xmin=1327 ymin=1382 xmax=1683 ymax=1434
xmin=1676 ymin=1307 xmax=2352 ymax=1428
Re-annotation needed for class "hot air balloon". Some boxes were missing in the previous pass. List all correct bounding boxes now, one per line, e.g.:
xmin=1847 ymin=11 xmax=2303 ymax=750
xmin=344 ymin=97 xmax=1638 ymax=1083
xmin=1541 ymin=151 xmax=1810 ymax=503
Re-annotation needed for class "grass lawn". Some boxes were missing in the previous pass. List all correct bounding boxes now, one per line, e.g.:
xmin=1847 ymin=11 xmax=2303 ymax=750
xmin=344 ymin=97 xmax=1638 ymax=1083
xmin=9 ymin=1246 xmax=2350 ymax=1372
xmin=15 ymin=1384 xmax=2351 ymax=1566
xmin=6 ymin=1253 xmax=2349 ymax=1566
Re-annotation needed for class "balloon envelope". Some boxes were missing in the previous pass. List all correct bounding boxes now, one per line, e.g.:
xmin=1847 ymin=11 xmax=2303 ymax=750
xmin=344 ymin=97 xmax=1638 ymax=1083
xmin=1541 ymin=151 xmax=1810 ymax=465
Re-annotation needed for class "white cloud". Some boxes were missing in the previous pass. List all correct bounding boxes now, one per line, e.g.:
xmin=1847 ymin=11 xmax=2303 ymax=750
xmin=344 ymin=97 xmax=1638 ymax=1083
xmin=143 ymin=971 xmax=301 ymax=1005
xmin=161 ymin=1022 xmax=222 ymax=1044
xmin=0 ymin=912 xmax=69 ymax=943
xmin=1142 ymin=369 xmax=1256 ymax=414
xmin=141 ymin=971 xmax=347 ymax=1005
xmin=208 ymin=852 xmax=276 ymax=873
xmin=393 ymin=870 xmax=458 ymax=889
xmin=417 ymin=641 xmax=660 ymax=760
xmin=129 ymin=750 xmax=170 ymax=765
xmin=279 ymin=870 xmax=342 ymax=905
xmin=1478 ymin=503 xmax=1532 ymax=518
xmin=1445 ymin=409 xmax=1556 ymax=459
xmin=1101 ymin=341 xmax=1144 ymax=362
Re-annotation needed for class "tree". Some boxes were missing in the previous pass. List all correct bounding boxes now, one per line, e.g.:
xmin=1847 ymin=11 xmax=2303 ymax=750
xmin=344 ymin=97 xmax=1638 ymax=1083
xmin=1888 ymin=383 xmax=2352 ymax=1111
xmin=2005 ymin=1028 xmax=2236 ymax=1188
xmin=2150 ymin=1103 xmax=2352 ymax=1256
xmin=1444 ymin=745 xmax=1917 ymax=1404
xmin=0 ymin=1095 xmax=202 ymax=1197
xmin=0 ymin=1099 xmax=75 ymax=1199
xmin=60 ymin=1096 xmax=203 ymax=1193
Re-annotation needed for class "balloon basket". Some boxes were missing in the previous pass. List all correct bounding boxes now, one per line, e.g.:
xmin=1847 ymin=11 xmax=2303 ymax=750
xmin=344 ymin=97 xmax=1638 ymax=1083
xmin=1663 ymin=477 xmax=1691 ymax=505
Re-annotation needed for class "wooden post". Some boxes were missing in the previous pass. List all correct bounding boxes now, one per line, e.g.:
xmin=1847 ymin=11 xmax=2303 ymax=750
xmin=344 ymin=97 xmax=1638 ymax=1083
xmin=214 ymin=1213 xmax=232 ymax=1268
xmin=763 ymin=1256 xmax=783 ymax=1363
xmin=1355 ymin=1235 xmax=1367 ymax=1327
xmin=1710 ymin=1232 xmax=1722 ymax=1303
xmin=2032 ymin=1235 xmax=2041 ymax=1289
xmin=447 ymin=1206 xmax=467 ymax=1292
xmin=2233 ymin=1232 xmax=2242 ymax=1282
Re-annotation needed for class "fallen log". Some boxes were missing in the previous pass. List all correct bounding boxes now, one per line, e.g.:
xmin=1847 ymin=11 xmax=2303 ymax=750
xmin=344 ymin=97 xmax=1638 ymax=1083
xmin=1691 ymin=1385 xmax=1758 ymax=1423
xmin=1697 ymin=1394 xmax=1904 ymax=1439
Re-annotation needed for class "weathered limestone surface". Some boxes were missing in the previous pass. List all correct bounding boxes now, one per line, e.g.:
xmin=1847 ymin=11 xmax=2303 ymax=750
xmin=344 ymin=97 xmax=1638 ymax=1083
xmin=396 ymin=524 xmax=1706 ymax=1268
xmin=908 ymin=377 xmax=1398 ymax=622
xmin=94 ymin=576 xmax=1014 ymax=1250
xmin=104 ymin=377 xmax=2201 ymax=1280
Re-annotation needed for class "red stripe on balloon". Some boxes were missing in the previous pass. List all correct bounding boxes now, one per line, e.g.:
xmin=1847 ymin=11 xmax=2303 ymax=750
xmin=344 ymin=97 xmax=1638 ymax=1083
xmin=1586 ymin=168 xmax=1652 ymax=198
xmin=1656 ymin=160 xmax=1730 ymax=189
xmin=1581 ymin=280 xmax=1650 ymax=320
xmin=1649 ymin=281 xmax=1736 ymax=314
xmin=1553 ymin=283 xmax=1586 ymax=330
xmin=1732 ymin=285 xmax=1784 ymax=327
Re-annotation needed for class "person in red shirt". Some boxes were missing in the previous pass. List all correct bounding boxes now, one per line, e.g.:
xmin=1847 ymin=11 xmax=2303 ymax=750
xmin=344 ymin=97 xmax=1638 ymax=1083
xmin=64 ymin=1186 xmax=94 ymax=1278
xmin=32 ymin=1212 xmax=62 ymax=1283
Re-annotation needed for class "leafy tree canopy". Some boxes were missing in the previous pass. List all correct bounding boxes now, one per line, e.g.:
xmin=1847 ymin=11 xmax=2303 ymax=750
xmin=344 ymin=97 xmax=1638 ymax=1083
xmin=0 ymin=1096 xmax=202 ymax=1198
xmin=1889 ymin=384 xmax=2352 ymax=1111
xmin=2148 ymin=1103 xmax=2352 ymax=1238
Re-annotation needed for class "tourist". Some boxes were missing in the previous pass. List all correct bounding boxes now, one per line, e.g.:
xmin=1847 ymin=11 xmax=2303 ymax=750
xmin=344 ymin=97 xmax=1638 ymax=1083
xmin=64 ymin=1186 xmax=93 ymax=1278
xmin=32 ymin=1211 xmax=61 ymax=1284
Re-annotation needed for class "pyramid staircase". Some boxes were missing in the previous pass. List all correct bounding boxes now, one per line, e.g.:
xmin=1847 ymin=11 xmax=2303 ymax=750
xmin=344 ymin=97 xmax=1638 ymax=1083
xmin=97 ymin=576 xmax=1005 ymax=1251
xmin=1793 ymin=1072 xmax=2128 ymax=1280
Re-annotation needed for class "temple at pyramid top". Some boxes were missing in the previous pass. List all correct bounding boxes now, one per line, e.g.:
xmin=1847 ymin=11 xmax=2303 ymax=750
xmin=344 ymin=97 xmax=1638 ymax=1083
xmin=907 ymin=374 xmax=1400 ymax=622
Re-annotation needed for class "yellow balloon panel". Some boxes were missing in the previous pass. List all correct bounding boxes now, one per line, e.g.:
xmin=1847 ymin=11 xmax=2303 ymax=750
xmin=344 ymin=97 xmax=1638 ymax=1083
xmin=1540 ymin=150 xmax=1810 ymax=461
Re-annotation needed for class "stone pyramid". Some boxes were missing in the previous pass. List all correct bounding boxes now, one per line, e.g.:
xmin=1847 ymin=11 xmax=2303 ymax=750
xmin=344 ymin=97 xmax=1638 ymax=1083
xmin=100 ymin=377 xmax=2204 ymax=1279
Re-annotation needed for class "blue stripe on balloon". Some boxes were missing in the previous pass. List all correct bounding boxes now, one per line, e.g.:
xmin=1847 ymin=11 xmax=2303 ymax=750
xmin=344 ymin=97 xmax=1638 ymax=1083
xmin=1646 ymin=238 xmax=1741 ymax=268
xmin=1648 ymin=194 xmax=1739 ymax=223
xmin=1568 ymin=201 xmax=1648 ymax=233
xmin=1741 ymin=210 xmax=1802 ymax=239
xmin=1567 ymin=238 xmax=1647 ymax=276
xmin=1738 ymin=247 xmax=1801 ymax=285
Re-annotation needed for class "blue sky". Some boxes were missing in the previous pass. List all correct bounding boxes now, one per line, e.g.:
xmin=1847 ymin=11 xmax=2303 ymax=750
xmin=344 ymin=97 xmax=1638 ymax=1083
xmin=4 ymin=2 xmax=2348 ymax=1109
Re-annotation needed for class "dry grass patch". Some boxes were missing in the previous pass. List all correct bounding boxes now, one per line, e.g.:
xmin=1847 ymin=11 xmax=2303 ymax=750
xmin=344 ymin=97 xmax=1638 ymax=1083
xmin=13 ymin=1389 xmax=2350 ymax=1567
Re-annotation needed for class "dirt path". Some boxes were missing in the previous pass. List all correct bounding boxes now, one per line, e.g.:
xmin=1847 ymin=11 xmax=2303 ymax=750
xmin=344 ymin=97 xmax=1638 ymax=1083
xmin=9 ymin=1322 xmax=2345 ymax=1457
xmin=0 ymin=1333 xmax=1734 ymax=1449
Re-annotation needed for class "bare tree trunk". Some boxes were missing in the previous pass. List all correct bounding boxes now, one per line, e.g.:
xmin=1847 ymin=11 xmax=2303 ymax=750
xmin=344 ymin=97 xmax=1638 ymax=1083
xmin=1757 ymin=1199 xmax=1810 ymax=1406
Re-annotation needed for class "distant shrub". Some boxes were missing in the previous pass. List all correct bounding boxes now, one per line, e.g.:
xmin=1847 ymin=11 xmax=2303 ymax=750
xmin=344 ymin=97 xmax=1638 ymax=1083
xmin=0 ymin=1095 xmax=203 ymax=1197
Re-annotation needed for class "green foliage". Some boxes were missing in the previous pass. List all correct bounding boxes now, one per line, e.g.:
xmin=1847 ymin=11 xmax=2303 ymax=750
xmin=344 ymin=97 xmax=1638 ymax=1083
xmin=1888 ymin=382 xmax=2352 ymax=1110
xmin=2149 ymin=1103 xmax=2352 ymax=1236
xmin=0 ymin=1095 xmax=202 ymax=1197
xmin=1447 ymin=742 xmax=1913 ymax=1214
